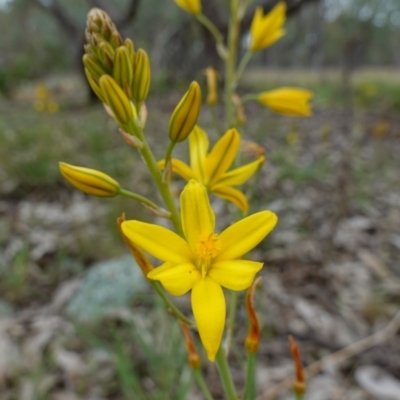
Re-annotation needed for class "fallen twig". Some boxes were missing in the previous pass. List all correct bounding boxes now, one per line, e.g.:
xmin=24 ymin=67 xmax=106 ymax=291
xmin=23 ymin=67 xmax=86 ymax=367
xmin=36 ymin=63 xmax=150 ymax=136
xmin=257 ymin=309 xmax=400 ymax=400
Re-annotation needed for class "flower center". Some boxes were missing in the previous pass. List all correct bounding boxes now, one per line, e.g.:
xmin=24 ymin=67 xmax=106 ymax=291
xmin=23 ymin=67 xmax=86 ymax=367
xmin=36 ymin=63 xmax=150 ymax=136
xmin=196 ymin=233 xmax=221 ymax=277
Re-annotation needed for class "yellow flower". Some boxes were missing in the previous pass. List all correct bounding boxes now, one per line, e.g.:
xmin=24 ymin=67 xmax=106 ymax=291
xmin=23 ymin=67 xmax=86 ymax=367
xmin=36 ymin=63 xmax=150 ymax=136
xmin=121 ymin=180 xmax=278 ymax=361
xmin=59 ymin=162 xmax=120 ymax=197
xmin=174 ymin=0 xmax=201 ymax=15
xmin=258 ymin=88 xmax=313 ymax=117
xmin=249 ymin=2 xmax=286 ymax=52
xmin=159 ymin=127 xmax=265 ymax=213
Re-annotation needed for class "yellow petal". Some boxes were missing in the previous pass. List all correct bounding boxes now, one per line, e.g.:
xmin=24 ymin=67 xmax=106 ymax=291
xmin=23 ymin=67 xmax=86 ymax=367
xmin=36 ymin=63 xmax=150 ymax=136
xmin=158 ymin=159 xmax=198 ymax=181
xmin=205 ymin=128 xmax=240 ymax=186
xmin=147 ymin=262 xmax=201 ymax=296
xmin=189 ymin=126 xmax=209 ymax=183
xmin=121 ymin=221 xmax=193 ymax=264
xmin=258 ymin=88 xmax=313 ymax=117
xmin=216 ymin=156 xmax=265 ymax=187
xmin=212 ymin=185 xmax=249 ymax=214
xmin=181 ymin=180 xmax=215 ymax=253
xmin=209 ymin=260 xmax=263 ymax=290
xmin=191 ymin=277 xmax=225 ymax=362
xmin=216 ymin=211 xmax=278 ymax=262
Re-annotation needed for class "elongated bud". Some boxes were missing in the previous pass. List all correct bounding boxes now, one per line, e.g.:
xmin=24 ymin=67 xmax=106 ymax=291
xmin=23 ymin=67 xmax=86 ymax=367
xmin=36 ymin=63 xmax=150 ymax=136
xmin=99 ymin=75 xmax=133 ymax=126
xmin=59 ymin=162 xmax=120 ymax=197
xmin=168 ymin=81 xmax=202 ymax=142
xmin=245 ymin=277 xmax=262 ymax=353
xmin=83 ymin=54 xmax=106 ymax=81
xmin=204 ymin=67 xmax=218 ymax=106
xmin=113 ymin=46 xmax=133 ymax=96
xmin=117 ymin=213 xmax=154 ymax=276
xmin=124 ymin=38 xmax=135 ymax=62
xmin=289 ymin=336 xmax=306 ymax=397
xmin=85 ymin=68 xmax=107 ymax=103
xmin=180 ymin=322 xmax=201 ymax=369
xmin=132 ymin=49 xmax=151 ymax=103
xmin=109 ymin=31 xmax=123 ymax=49
xmin=98 ymin=41 xmax=115 ymax=71
xmin=174 ymin=0 xmax=202 ymax=15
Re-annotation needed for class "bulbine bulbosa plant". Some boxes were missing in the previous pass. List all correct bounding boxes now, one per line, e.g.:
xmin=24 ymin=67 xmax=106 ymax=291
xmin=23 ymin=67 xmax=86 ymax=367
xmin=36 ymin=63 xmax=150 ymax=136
xmin=60 ymin=1 xmax=312 ymax=399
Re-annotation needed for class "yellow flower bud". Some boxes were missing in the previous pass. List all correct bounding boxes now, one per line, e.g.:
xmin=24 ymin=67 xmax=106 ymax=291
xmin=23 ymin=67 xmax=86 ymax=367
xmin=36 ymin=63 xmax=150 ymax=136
xmin=99 ymin=75 xmax=134 ymax=126
xmin=59 ymin=162 xmax=120 ymax=197
xmin=83 ymin=54 xmax=106 ymax=81
xmin=258 ymin=88 xmax=313 ymax=117
xmin=174 ymin=0 xmax=202 ymax=15
xmin=85 ymin=68 xmax=107 ymax=103
xmin=113 ymin=46 xmax=133 ymax=96
xmin=132 ymin=49 xmax=151 ymax=104
xmin=168 ymin=81 xmax=202 ymax=142
xmin=124 ymin=38 xmax=135 ymax=62
xmin=204 ymin=67 xmax=218 ymax=106
xmin=98 ymin=41 xmax=115 ymax=71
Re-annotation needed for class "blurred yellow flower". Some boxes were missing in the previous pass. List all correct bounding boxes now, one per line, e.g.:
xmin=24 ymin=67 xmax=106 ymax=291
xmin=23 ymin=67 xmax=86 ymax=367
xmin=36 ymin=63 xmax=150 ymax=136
xmin=258 ymin=88 xmax=313 ymax=117
xmin=159 ymin=126 xmax=265 ymax=213
xmin=122 ymin=180 xmax=278 ymax=361
xmin=174 ymin=0 xmax=201 ymax=15
xmin=249 ymin=2 xmax=286 ymax=52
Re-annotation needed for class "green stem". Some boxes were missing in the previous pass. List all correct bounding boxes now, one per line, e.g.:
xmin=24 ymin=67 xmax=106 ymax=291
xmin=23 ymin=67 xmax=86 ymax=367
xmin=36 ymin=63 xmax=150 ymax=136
xmin=243 ymin=352 xmax=256 ymax=400
xmin=295 ymin=395 xmax=304 ymax=400
xmin=225 ymin=0 xmax=240 ymax=129
xmin=215 ymin=347 xmax=238 ymax=400
xmin=225 ymin=291 xmax=238 ymax=355
xmin=151 ymin=281 xmax=194 ymax=326
xmin=192 ymin=368 xmax=215 ymax=400
xmin=127 ymin=120 xmax=184 ymax=236
xmin=119 ymin=189 xmax=171 ymax=218
xmin=235 ymin=51 xmax=253 ymax=85
xmin=210 ymin=106 xmax=224 ymax=136
xmin=240 ymin=93 xmax=259 ymax=105
xmin=196 ymin=14 xmax=224 ymax=45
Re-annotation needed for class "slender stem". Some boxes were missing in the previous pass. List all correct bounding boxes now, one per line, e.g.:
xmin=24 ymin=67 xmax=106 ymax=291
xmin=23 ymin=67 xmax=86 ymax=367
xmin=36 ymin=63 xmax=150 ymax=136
xmin=240 ymin=93 xmax=259 ymax=105
xmin=151 ymin=281 xmax=194 ymax=326
xmin=235 ymin=51 xmax=253 ymax=85
xmin=225 ymin=0 xmax=240 ymax=128
xmin=127 ymin=120 xmax=184 ymax=236
xmin=225 ymin=291 xmax=238 ymax=355
xmin=295 ymin=395 xmax=303 ymax=400
xmin=164 ymin=141 xmax=175 ymax=165
xmin=192 ymin=368 xmax=215 ymax=400
xmin=210 ymin=106 xmax=224 ymax=136
xmin=196 ymin=13 xmax=224 ymax=45
xmin=119 ymin=189 xmax=170 ymax=218
xmin=215 ymin=347 xmax=238 ymax=400
xmin=243 ymin=352 xmax=256 ymax=400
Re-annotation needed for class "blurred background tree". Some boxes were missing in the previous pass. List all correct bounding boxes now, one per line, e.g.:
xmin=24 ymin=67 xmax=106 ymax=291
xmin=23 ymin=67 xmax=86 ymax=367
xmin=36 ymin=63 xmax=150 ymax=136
xmin=1 ymin=0 xmax=399 ymax=96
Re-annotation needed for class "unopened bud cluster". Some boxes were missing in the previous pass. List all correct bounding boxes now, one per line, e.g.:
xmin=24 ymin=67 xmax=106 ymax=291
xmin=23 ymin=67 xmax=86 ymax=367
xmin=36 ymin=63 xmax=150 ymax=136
xmin=83 ymin=8 xmax=151 ymax=125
